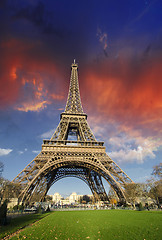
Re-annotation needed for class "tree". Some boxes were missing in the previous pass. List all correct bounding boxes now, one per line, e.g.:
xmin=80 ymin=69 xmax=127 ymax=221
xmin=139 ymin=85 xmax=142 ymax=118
xmin=46 ymin=205 xmax=51 ymax=212
xmin=152 ymin=163 xmax=162 ymax=179
xmin=0 ymin=200 xmax=7 ymax=225
xmin=80 ymin=195 xmax=91 ymax=204
xmin=0 ymin=177 xmax=7 ymax=205
xmin=110 ymin=198 xmax=117 ymax=205
xmin=147 ymin=178 xmax=162 ymax=206
xmin=0 ymin=162 xmax=4 ymax=202
xmin=83 ymin=195 xmax=91 ymax=203
xmin=0 ymin=162 xmax=22 ymax=204
xmin=147 ymin=163 xmax=162 ymax=206
xmin=138 ymin=202 xmax=143 ymax=211
xmin=125 ymin=183 xmax=140 ymax=208
xmin=0 ymin=179 xmax=22 ymax=203
xmin=108 ymin=188 xmax=118 ymax=201
xmin=137 ymin=183 xmax=150 ymax=198
xmin=44 ymin=195 xmax=52 ymax=202
xmin=108 ymin=188 xmax=118 ymax=206
xmin=36 ymin=204 xmax=43 ymax=213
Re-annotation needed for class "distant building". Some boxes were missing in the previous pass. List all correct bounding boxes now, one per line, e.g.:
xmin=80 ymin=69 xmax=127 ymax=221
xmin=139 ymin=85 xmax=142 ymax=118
xmin=136 ymin=197 xmax=155 ymax=206
xmin=7 ymin=198 xmax=18 ymax=208
xmin=50 ymin=192 xmax=93 ymax=205
xmin=69 ymin=192 xmax=80 ymax=203
xmin=51 ymin=192 xmax=63 ymax=203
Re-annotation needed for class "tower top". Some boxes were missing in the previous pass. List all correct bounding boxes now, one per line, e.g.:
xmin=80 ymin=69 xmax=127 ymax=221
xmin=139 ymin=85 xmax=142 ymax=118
xmin=64 ymin=61 xmax=84 ymax=114
xmin=71 ymin=59 xmax=78 ymax=68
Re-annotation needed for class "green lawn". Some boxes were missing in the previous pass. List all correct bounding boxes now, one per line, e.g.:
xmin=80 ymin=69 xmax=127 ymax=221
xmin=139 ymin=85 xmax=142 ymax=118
xmin=2 ymin=210 xmax=162 ymax=240
xmin=0 ymin=213 xmax=50 ymax=239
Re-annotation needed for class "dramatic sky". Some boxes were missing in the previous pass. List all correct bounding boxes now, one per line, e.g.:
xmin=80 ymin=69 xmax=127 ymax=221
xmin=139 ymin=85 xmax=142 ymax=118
xmin=0 ymin=0 xmax=162 ymax=197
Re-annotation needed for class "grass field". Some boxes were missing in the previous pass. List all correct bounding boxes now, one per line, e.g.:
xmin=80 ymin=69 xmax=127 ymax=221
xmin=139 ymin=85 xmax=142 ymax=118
xmin=0 ymin=213 xmax=50 ymax=239
xmin=1 ymin=210 xmax=162 ymax=240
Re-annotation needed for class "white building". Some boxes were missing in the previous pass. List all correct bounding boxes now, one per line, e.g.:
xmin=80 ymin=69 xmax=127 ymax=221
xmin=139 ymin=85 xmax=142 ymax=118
xmin=7 ymin=198 xmax=18 ymax=208
xmin=51 ymin=192 xmax=93 ymax=205
xmin=69 ymin=192 xmax=79 ymax=203
xmin=52 ymin=192 xmax=63 ymax=203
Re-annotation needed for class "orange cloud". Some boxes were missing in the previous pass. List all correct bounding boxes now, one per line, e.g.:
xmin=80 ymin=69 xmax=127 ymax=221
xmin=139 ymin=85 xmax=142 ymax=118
xmin=10 ymin=67 xmax=17 ymax=81
xmin=0 ymin=38 xmax=65 ymax=111
xmin=82 ymin=55 xmax=162 ymax=137
xmin=15 ymin=100 xmax=49 ymax=112
xmin=15 ymin=76 xmax=64 ymax=112
xmin=50 ymin=93 xmax=64 ymax=100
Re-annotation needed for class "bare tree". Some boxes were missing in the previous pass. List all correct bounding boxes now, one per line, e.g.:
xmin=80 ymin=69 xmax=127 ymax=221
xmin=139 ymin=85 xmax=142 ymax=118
xmin=1 ymin=179 xmax=22 ymax=201
xmin=44 ymin=195 xmax=53 ymax=202
xmin=125 ymin=183 xmax=140 ymax=208
xmin=152 ymin=163 xmax=162 ymax=179
xmin=147 ymin=179 xmax=162 ymax=206
xmin=108 ymin=187 xmax=118 ymax=203
xmin=125 ymin=164 xmax=162 ymax=208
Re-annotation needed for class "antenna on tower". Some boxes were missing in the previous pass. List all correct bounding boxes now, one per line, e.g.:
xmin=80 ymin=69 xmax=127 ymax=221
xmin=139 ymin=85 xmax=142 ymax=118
xmin=74 ymin=59 xmax=76 ymax=64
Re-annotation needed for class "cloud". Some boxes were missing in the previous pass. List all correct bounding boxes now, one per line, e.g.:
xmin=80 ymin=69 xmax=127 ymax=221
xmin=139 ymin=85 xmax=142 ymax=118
xmin=14 ymin=1 xmax=45 ymax=27
xmin=82 ymin=51 xmax=162 ymax=139
xmin=97 ymin=27 xmax=108 ymax=57
xmin=0 ymin=38 xmax=65 ymax=111
xmin=15 ymin=100 xmax=49 ymax=112
xmin=13 ymin=1 xmax=63 ymax=37
xmin=109 ymin=146 xmax=154 ymax=164
xmin=40 ymin=128 xmax=55 ymax=139
xmin=108 ymin=134 xmax=162 ymax=164
xmin=50 ymin=94 xmax=64 ymax=100
xmin=32 ymin=150 xmax=40 ymax=154
xmin=0 ymin=1 xmax=97 ymax=112
xmin=15 ymin=75 xmax=64 ymax=112
xmin=0 ymin=148 xmax=13 ymax=156
xmin=58 ymin=108 xmax=64 ymax=111
xmin=18 ymin=151 xmax=24 ymax=155
xmin=87 ymin=106 xmax=162 ymax=165
xmin=86 ymin=111 xmax=162 ymax=165
xmin=18 ymin=148 xmax=27 ymax=154
xmin=86 ymin=115 xmax=117 ymax=144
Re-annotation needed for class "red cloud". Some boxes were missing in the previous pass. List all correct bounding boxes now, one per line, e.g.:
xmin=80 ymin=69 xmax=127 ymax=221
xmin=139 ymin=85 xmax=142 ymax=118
xmin=16 ymin=100 xmax=49 ymax=112
xmin=0 ymin=38 xmax=65 ymax=111
xmin=82 ymin=55 xmax=162 ymax=137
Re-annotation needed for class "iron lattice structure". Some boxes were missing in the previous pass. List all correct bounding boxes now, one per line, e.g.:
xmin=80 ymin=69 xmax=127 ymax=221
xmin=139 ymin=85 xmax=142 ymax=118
xmin=10 ymin=60 xmax=133 ymax=204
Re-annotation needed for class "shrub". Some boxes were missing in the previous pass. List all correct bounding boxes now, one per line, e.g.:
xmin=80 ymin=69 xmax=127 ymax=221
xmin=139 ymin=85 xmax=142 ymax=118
xmin=36 ymin=205 xmax=43 ymax=213
xmin=13 ymin=205 xmax=18 ymax=211
xmin=0 ymin=200 xmax=7 ymax=225
xmin=18 ymin=205 xmax=24 ymax=211
xmin=138 ymin=202 xmax=143 ymax=211
xmin=46 ymin=205 xmax=50 ymax=212
xmin=111 ymin=204 xmax=115 ymax=209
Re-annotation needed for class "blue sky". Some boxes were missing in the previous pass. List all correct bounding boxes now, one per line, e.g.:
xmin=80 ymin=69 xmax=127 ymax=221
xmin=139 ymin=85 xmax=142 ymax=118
xmin=0 ymin=0 xmax=162 ymax=197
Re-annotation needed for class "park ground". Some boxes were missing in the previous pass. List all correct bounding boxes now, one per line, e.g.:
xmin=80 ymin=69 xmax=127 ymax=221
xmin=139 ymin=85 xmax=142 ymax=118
xmin=0 ymin=210 xmax=162 ymax=240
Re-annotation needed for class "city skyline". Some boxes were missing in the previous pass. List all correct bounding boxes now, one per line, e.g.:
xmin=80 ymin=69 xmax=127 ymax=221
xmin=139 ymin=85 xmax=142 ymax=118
xmin=0 ymin=0 xmax=161 ymax=196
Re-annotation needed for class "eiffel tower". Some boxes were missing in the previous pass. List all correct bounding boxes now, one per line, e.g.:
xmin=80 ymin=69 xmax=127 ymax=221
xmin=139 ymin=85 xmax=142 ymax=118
xmin=10 ymin=60 xmax=133 ymax=204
